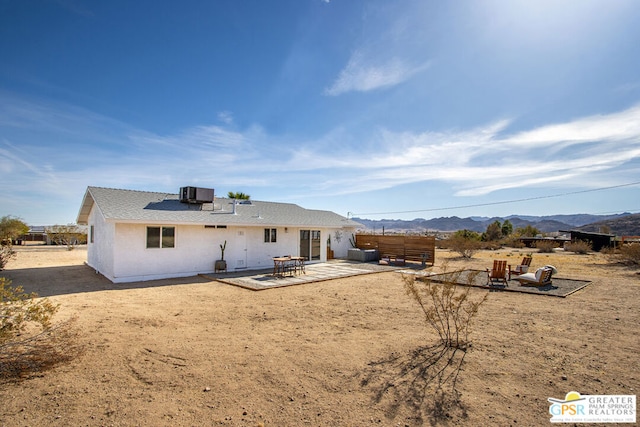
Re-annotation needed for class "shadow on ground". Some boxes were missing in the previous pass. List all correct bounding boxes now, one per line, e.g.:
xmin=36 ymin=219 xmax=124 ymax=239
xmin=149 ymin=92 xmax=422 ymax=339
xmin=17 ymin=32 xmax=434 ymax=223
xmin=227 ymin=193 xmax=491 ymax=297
xmin=1 ymin=264 xmax=211 ymax=298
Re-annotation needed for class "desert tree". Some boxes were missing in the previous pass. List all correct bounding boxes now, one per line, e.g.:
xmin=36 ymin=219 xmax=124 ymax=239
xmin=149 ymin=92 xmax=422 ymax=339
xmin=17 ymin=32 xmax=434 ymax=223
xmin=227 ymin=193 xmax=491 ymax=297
xmin=501 ymin=219 xmax=513 ymax=237
xmin=483 ymin=220 xmax=503 ymax=242
xmin=45 ymin=224 xmax=86 ymax=251
xmin=515 ymin=224 xmax=540 ymax=237
xmin=0 ymin=216 xmax=27 ymax=270
xmin=0 ymin=216 xmax=29 ymax=245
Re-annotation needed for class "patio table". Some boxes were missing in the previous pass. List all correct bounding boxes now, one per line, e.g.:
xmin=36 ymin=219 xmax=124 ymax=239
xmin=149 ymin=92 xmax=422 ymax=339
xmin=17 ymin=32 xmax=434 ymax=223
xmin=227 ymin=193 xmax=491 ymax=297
xmin=272 ymin=256 xmax=305 ymax=277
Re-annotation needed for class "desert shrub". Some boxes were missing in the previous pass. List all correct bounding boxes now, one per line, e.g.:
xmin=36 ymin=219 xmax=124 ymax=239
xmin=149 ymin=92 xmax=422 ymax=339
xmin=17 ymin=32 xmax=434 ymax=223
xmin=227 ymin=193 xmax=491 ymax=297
xmin=0 ymin=278 xmax=82 ymax=379
xmin=453 ymin=229 xmax=481 ymax=240
xmin=618 ymin=243 xmax=640 ymax=265
xmin=0 ymin=245 xmax=16 ymax=270
xmin=361 ymin=270 xmax=487 ymax=422
xmin=504 ymin=236 xmax=525 ymax=248
xmin=404 ymin=272 xmax=487 ymax=352
xmin=535 ymin=240 xmax=557 ymax=253
xmin=445 ymin=235 xmax=483 ymax=258
xmin=600 ymin=246 xmax=616 ymax=255
xmin=565 ymin=240 xmax=592 ymax=254
xmin=482 ymin=241 xmax=503 ymax=251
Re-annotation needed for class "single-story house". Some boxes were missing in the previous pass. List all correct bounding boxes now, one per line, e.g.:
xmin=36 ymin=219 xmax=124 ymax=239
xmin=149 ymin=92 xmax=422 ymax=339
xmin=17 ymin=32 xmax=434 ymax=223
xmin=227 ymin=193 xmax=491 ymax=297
xmin=76 ymin=186 xmax=362 ymax=283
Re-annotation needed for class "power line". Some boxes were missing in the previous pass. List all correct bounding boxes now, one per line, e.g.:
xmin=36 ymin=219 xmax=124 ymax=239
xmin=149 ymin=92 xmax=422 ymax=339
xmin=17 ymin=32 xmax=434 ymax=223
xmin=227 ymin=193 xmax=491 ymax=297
xmin=350 ymin=181 xmax=640 ymax=217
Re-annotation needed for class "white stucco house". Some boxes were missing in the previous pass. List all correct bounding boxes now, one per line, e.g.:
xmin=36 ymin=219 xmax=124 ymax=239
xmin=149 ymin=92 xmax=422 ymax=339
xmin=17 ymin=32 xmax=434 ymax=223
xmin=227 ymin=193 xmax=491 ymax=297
xmin=76 ymin=186 xmax=361 ymax=283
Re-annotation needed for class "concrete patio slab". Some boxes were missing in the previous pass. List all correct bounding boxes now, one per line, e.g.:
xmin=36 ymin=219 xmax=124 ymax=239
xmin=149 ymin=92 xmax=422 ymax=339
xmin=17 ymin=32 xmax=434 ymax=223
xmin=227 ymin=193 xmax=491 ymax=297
xmin=200 ymin=260 xmax=405 ymax=290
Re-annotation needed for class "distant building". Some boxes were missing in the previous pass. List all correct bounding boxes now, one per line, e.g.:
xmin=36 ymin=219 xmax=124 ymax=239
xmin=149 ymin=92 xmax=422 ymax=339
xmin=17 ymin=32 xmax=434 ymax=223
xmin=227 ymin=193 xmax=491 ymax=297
xmin=18 ymin=226 xmax=46 ymax=245
xmin=560 ymin=230 xmax=615 ymax=251
xmin=517 ymin=236 xmax=569 ymax=248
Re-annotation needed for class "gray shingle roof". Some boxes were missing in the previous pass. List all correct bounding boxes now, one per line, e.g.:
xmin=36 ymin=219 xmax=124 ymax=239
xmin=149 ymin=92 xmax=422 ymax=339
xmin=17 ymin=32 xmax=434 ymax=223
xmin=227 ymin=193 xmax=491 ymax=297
xmin=77 ymin=186 xmax=361 ymax=228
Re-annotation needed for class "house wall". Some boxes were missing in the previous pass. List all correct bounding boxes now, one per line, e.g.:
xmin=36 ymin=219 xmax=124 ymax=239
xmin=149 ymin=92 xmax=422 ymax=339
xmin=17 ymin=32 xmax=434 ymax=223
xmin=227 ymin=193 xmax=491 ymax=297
xmin=105 ymin=223 xmax=358 ymax=283
xmin=111 ymin=223 xmax=220 ymax=282
xmin=86 ymin=205 xmax=115 ymax=280
xmin=327 ymin=228 xmax=355 ymax=258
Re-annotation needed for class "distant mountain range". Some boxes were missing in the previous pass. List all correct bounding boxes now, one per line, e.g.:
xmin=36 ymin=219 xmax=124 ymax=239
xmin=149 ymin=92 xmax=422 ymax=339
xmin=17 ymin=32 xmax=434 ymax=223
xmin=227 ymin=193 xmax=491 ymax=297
xmin=353 ymin=212 xmax=640 ymax=235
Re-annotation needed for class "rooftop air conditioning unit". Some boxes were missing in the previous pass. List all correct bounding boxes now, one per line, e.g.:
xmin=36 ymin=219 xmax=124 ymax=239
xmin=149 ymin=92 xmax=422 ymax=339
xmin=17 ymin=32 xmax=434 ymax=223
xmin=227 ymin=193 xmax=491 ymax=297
xmin=180 ymin=186 xmax=214 ymax=204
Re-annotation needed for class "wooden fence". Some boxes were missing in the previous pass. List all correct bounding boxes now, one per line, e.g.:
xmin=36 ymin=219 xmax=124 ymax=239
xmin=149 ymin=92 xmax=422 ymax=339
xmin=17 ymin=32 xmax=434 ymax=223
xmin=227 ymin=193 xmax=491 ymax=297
xmin=355 ymin=234 xmax=435 ymax=265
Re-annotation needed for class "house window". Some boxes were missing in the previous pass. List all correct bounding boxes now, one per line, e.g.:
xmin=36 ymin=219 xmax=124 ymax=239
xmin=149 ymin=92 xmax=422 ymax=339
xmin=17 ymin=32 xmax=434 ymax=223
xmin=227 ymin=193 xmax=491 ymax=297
xmin=90 ymin=225 xmax=94 ymax=243
xmin=264 ymin=228 xmax=277 ymax=243
xmin=147 ymin=226 xmax=175 ymax=248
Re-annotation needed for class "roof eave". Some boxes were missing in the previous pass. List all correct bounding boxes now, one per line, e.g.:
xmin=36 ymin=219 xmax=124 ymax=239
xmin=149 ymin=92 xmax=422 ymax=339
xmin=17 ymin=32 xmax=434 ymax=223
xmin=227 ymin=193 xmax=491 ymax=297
xmin=76 ymin=189 xmax=95 ymax=225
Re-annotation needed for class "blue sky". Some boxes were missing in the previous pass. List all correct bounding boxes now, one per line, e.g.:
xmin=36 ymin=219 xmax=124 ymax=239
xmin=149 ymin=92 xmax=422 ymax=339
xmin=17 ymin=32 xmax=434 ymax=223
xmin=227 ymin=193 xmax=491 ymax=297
xmin=1 ymin=0 xmax=640 ymax=225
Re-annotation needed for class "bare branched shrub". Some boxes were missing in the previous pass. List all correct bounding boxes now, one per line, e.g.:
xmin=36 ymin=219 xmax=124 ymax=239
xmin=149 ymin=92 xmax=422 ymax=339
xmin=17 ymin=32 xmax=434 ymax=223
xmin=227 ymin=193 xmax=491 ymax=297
xmin=404 ymin=272 xmax=487 ymax=352
xmin=535 ymin=240 xmax=557 ymax=253
xmin=565 ymin=240 xmax=592 ymax=254
xmin=0 ymin=278 xmax=82 ymax=379
xmin=360 ymin=271 xmax=487 ymax=423
xmin=0 ymin=245 xmax=17 ymax=270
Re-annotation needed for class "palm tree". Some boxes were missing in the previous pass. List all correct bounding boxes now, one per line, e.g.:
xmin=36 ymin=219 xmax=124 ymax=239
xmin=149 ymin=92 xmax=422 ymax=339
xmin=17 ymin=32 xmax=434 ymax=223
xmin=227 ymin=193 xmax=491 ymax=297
xmin=227 ymin=191 xmax=250 ymax=200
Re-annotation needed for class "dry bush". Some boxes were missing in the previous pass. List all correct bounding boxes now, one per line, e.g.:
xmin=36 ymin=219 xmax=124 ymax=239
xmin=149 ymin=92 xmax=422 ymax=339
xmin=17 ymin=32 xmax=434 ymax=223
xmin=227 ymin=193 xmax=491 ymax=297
xmin=404 ymin=271 xmax=487 ymax=352
xmin=361 ymin=270 xmax=487 ymax=423
xmin=445 ymin=236 xmax=483 ymax=259
xmin=535 ymin=240 xmax=557 ymax=253
xmin=0 ymin=245 xmax=16 ymax=270
xmin=504 ymin=237 xmax=525 ymax=249
xmin=481 ymin=241 xmax=503 ymax=251
xmin=600 ymin=246 xmax=616 ymax=255
xmin=0 ymin=278 xmax=82 ymax=380
xmin=565 ymin=240 xmax=592 ymax=254
xmin=617 ymin=243 xmax=640 ymax=265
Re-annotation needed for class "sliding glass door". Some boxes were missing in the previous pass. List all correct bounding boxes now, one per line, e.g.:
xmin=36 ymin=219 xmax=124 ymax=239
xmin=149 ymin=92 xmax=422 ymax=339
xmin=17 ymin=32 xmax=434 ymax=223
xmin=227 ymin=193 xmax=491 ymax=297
xmin=300 ymin=230 xmax=321 ymax=261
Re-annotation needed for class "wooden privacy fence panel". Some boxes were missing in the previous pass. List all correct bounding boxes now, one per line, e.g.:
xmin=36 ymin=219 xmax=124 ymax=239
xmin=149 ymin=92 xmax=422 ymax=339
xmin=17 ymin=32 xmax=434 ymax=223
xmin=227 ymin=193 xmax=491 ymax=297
xmin=355 ymin=234 xmax=435 ymax=265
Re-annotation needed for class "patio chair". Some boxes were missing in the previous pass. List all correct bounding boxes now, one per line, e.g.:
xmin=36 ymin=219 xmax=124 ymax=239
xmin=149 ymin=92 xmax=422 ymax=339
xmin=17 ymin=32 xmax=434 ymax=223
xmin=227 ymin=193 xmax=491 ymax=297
xmin=516 ymin=265 xmax=556 ymax=286
xmin=486 ymin=260 xmax=509 ymax=286
xmin=509 ymin=256 xmax=532 ymax=279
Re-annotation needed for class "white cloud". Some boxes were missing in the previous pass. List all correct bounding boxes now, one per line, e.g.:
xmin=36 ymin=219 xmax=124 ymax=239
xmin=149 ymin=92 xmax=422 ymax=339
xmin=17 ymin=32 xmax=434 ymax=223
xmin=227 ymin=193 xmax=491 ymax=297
xmin=499 ymin=105 xmax=640 ymax=146
xmin=2 ymin=92 xmax=640 ymax=224
xmin=325 ymin=52 xmax=430 ymax=96
xmin=279 ymin=105 xmax=640 ymax=197
xmin=217 ymin=111 xmax=234 ymax=125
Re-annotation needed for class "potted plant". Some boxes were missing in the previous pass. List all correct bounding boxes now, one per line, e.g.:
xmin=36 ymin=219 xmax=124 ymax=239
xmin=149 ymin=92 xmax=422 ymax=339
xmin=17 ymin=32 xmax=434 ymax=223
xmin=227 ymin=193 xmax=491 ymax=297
xmin=215 ymin=240 xmax=227 ymax=273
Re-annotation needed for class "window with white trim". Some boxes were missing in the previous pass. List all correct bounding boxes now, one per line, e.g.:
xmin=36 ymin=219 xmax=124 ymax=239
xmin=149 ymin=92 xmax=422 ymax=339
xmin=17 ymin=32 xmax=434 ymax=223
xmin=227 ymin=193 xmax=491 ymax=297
xmin=147 ymin=226 xmax=175 ymax=248
xmin=264 ymin=228 xmax=277 ymax=243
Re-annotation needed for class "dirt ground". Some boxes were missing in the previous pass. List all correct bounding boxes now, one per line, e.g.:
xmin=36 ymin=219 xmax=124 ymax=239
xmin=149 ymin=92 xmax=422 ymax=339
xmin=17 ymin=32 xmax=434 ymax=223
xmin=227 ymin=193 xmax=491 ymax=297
xmin=1 ymin=245 xmax=638 ymax=426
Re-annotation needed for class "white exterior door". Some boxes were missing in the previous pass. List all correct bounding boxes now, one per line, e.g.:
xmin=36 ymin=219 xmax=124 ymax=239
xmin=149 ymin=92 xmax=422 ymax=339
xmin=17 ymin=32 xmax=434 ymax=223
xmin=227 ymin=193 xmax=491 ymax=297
xmin=234 ymin=228 xmax=247 ymax=269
